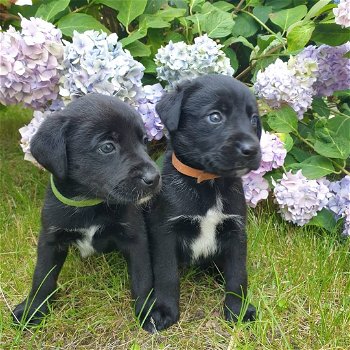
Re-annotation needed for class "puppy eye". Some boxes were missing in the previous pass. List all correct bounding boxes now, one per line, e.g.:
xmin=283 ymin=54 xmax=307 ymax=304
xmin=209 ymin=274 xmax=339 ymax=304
xmin=251 ymin=114 xmax=259 ymax=127
xmin=98 ymin=142 xmax=115 ymax=154
xmin=143 ymin=135 xmax=149 ymax=145
xmin=207 ymin=113 xmax=223 ymax=124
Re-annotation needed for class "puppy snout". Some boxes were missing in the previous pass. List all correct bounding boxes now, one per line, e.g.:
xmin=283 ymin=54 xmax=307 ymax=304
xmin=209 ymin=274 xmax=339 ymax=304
xmin=234 ymin=140 xmax=260 ymax=158
xmin=141 ymin=169 xmax=160 ymax=189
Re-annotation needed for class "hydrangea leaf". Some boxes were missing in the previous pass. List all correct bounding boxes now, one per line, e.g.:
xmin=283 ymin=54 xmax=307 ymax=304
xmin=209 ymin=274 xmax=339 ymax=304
xmin=224 ymin=36 xmax=255 ymax=50
xmin=96 ymin=0 xmax=147 ymax=28
xmin=287 ymin=20 xmax=315 ymax=52
xmin=314 ymin=137 xmax=350 ymax=160
xmin=269 ymin=5 xmax=307 ymax=32
xmin=327 ymin=114 xmax=350 ymax=140
xmin=57 ymin=13 xmax=109 ymax=37
xmin=267 ymin=106 xmax=298 ymax=133
xmin=36 ymin=0 xmax=70 ymax=22
xmin=204 ymin=9 xmax=235 ymax=38
xmin=288 ymin=156 xmax=335 ymax=179
xmin=304 ymin=0 xmax=332 ymax=21
xmin=124 ymin=40 xmax=151 ymax=57
xmin=231 ymin=13 xmax=259 ymax=38
xmin=222 ymin=47 xmax=238 ymax=72
xmin=306 ymin=209 xmax=337 ymax=232
xmin=311 ymin=98 xmax=330 ymax=118
xmin=212 ymin=1 xmax=234 ymax=12
xmin=312 ymin=24 xmax=350 ymax=46
xmin=120 ymin=26 xmax=147 ymax=46
xmin=252 ymin=6 xmax=272 ymax=23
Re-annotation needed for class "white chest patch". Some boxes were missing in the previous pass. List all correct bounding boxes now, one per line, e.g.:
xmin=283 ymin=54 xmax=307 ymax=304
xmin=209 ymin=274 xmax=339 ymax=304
xmin=74 ymin=225 xmax=100 ymax=258
xmin=169 ymin=197 xmax=243 ymax=261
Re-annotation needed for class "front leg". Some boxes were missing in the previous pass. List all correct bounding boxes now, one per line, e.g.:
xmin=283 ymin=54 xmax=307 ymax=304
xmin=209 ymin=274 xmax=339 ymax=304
xmin=223 ymin=232 xmax=256 ymax=323
xmin=143 ymin=224 xmax=179 ymax=333
xmin=123 ymin=233 xmax=154 ymax=324
xmin=12 ymin=230 xmax=68 ymax=325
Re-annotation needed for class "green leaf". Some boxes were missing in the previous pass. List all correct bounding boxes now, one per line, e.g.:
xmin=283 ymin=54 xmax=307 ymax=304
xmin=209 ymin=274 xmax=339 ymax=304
xmin=36 ymin=0 xmax=70 ymax=22
xmin=57 ymin=13 xmax=110 ymax=37
xmin=204 ymin=9 xmax=235 ymax=38
xmin=139 ymin=57 xmax=157 ymax=73
xmin=224 ymin=36 xmax=255 ymax=50
xmin=269 ymin=5 xmax=307 ymax=32
xmin=252 ymin=6 xmax=272 ymax=23
xmin=212 ymin=1 xmax=234 ymax=12
xmin=307 ymin=209 xmax=337 ymax=232
xmin=267 ymin=106 xmax=298 ymax=133
xmin=277 ymin=133 xmax=294 ymax=152
xmin=304 ymin=0 xmax=331 ymax=21
xmin=289 ymin=156 xmax=335 ymax=179
xmin=111 ymin=0 xmax=147 ymax=28
xmin=231 ymin=13 xmax=259 ymax=38
xmin=124 ymin=40 xmax=151 ymax=57
xmin=222 ymin=47 xmax=238 ymax=72
xmin=312 ymin=24 xmax=350 ymax=46
xmin=327 ymin=114 xmax=350 ymax=139
xmin=120 ymin=27 xmax=147 ymax=46
xmin=311 ymin=98 xmax=330 ymax=117
xmin=314 ymin=136 xmax=350 ymax=159
xmin=344 ymin=51 xmax=350 ymax=59
xmin=155 ymin=6 xmax=186 ymax=21
xmin=144 ymin=0 xmax=167 ymax=14
xmin=140 ymin=14 xmax=170 ymax=29
xmin=287 ymin=20 xmax=315 ymax=51
xmin=94 ymin=0 xmax=120 ymax=11
xmin=289 ymin=147 xmax=311 ymax=162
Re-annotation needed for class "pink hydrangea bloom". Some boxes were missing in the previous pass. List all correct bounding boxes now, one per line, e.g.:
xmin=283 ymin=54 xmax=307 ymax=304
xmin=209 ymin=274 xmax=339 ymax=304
xmin=273 ymin=170 xmax=331 ymax=226
xmin=0 ymin=16 xmax=63 ymax=110
xmin=253 ymin=131 xmax=286 ymax=175
xmin=333 ymin=0 xmax=350 ymax=28
xmin=242 ymin=172 xmax=269 ymax=208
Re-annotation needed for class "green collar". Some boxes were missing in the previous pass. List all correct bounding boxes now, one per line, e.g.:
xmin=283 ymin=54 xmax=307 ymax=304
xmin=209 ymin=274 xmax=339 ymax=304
xmin=50 ymin=175 xmax=103 ymax=208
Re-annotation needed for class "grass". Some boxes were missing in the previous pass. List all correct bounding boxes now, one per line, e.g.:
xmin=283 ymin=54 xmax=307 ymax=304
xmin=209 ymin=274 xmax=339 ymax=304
xmin=0 ymin=105 xmax=349 ymax=349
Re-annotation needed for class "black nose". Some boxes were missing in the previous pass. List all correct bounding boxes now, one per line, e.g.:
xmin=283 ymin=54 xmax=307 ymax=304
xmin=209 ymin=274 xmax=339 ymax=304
xmin=141 ymin=170 xmax=160 ymax=188
xmin=235 ymin=140 xmax=259 ymax=157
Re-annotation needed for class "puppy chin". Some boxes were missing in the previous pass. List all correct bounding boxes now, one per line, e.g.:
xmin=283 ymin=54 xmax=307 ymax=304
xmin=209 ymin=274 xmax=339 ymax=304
xmin=136 ymin=195 xmax=153 ymax=205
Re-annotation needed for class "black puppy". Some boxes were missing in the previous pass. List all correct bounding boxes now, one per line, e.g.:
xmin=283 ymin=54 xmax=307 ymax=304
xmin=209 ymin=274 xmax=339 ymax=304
xmin=143 ymin=74 xmax=262 ymax=332
xmin=12 ymin=94 xmax=160 ymax=326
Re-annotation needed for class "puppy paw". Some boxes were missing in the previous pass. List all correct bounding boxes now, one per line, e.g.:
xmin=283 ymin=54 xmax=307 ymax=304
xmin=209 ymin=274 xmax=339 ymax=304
xmin=142 ymin=304 xmax=179 ymax=333
xmin=224 ymin=302 xmax=256 ymax=323
xmin=12 ymin=299 xmax=49 ymax=326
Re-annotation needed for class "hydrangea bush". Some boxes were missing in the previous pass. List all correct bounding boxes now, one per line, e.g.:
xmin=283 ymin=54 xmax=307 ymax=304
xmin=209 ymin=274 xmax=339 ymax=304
xmin=1 ymin=0 xmax=349 ymax=236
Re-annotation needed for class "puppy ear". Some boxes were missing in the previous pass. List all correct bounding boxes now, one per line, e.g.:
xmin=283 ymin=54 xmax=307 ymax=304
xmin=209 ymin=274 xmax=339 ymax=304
xmin=156 ymin=86 xmax=185 ymax=133
xmin=30 ymin=113 xmax=68 ymax=180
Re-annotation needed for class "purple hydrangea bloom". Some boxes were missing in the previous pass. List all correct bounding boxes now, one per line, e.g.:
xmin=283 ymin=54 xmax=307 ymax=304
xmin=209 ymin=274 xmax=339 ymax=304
xmin=254 ymin=56 xmax=318 ymax=119
xmin=253 ymin=131 xmax=286 ymax=175
xmin=59 ymin=30 xmax=144 ymax=105
xmin=155 ymin=35 xmax=234 ymax=87
xmin=343 ymin=206 xmax=350 ymax=236
xmin=327 ymin=176 xmax=350 ymax=218
xmin=297 ymin=43 xmax=350 ymax=96
xmin=136 ymin=84 xmax=165 ymax=141
xmin=0 ymin=16 xmax=64 ymax=110
xmin=242 ymin=172 xmax=269 ymax=208
xmin=273 ymin=170 xmax=331 ymax=226
xmin=333 ymin=0 xmax=350 ymax=28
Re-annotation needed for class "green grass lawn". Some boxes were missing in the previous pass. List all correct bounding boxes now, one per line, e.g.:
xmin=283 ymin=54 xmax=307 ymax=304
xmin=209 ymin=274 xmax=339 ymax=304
xmin=0 ymin=106 xmax=349 ymax=350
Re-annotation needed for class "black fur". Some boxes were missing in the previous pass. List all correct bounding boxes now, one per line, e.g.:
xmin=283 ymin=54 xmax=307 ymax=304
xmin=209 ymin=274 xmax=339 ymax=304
xmin=143 ymin=75 xmax=261 ymax=332
xmin=12 ymin=94 xmax=160 ymax=326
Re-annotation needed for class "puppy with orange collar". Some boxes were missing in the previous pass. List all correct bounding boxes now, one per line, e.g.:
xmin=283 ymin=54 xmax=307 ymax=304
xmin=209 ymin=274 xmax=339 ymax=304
xmin=144 ymin=74 xmax=262 ymax=332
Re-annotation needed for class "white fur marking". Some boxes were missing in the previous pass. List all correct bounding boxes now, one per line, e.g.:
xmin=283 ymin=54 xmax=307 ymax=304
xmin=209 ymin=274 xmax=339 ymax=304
xmin=74 ymin=225 xmax=100 ymax=258
xmin=137 ymin=195 xmax=153 ymax=205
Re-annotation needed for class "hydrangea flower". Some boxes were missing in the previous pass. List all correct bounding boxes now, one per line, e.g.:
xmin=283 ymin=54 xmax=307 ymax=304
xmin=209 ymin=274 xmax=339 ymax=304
xmin=59 ymin=30 xmax=144 ymax=105
xmin=343 ymin=206 xmax=350 ymax=236
xmin=253 ymin=131 xmax=286 ymax=175
xmin=273 ymin=170 xmax=331 ymax=226
xmin=297 ymin=43 xmax=350 ymax=96
xmin=136 ymin=84 xmax=165 ymax=141
xmin=242 ymin=172 xmax=269 ymax=208
xmin=333 ymin=0 xmax=350 ymax=28
xmin=0 ymin=16 xmax=64 ymax=110
xmin=155 ymin=34 xmax=234 ymax=87
xmin=254 ymin=56 xmax=318 ymax=119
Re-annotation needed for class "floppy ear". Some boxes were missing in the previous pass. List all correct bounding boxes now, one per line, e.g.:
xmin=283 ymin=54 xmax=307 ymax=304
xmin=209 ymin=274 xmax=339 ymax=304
xmin=156 ymin=86 xmax=185 ymax=133
xmin=30 ymin=113 xmax=68 ymax=180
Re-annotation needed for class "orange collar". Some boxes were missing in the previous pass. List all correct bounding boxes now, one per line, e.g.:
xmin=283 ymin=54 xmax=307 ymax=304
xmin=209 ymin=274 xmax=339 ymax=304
xmin=171 ymin=153 xmax=220 ymax=184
